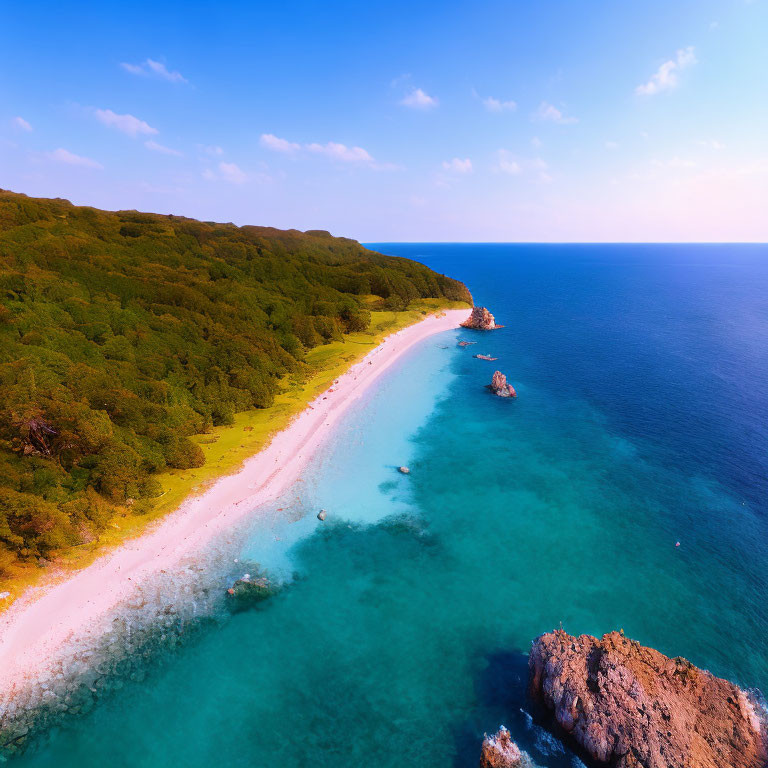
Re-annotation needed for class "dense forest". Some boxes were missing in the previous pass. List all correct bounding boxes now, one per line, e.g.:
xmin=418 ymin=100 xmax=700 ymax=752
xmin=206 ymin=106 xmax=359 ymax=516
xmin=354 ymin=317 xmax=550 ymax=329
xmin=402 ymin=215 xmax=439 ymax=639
xmin=0 ymin=190 xmax=470 ymax=573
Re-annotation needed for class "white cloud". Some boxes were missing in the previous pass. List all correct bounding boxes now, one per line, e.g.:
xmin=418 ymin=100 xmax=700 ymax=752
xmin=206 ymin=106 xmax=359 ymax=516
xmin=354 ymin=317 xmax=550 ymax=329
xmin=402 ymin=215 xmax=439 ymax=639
xmin=636 ymin=47 xmax=696 ymax=96
xmin=496 ymin=151 xmax=552 ymax=182
xmin=13 ymin=116 xmax=32 ymax=132
xmin=204 ymin=162 xmax=249 ymax=184
xmin=145 ymin=140 xmax=183 ymax=156
xmin=497 ymin=150 xmax=522 ymax=175
xmin=530 ymin=157 xmax=552 ymax=183
xmin=531 ymin=136 xmax=542 ymax=148
xmin=121 ymin=58 xmax=187 ymax=83
xmin=260 ymin=134 xmax=392 ymax=169
xmin=533 ymin=101 xmax=578 ymax=124
xmin=677 ymin=47 xmax=697 ymax=67
xmin=145 ymin=59 xmax=187 ymax=83
xmin=400 ymin=88 xmax=438 ymax=110
xmin=441 ymin=157 xmax=473 ymax=173
xmin=47 ymin=148 xmax=103 ymax=169
xmin=121 ymin=63 xmax=144 ymax=76
xmin=605 ymin=141 xmax=619 ymax=150
xmin=260 ymin=133 xmax=301 ymax=153
xmin=307 ymin=142 xmax=375 ymax=164
xmin=218 ymin=162 xmax=248 ymax=184
xmin=482 ymin=96 xmax=517 ymax=112
xmin=200 ymin=145 xmax=224 ymax=156
xmin=95 ymin=109 xmax=157 ymax=137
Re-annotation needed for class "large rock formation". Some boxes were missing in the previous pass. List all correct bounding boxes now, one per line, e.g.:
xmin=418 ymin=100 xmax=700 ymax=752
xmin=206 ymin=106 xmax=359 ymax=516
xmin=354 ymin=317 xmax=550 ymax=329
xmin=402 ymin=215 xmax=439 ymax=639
xmin=488 ymin=370 xmax=517 ymax=398
xmin=462 ymin=306 xmax=501 ymax=330
xmin=479 ymin=727 xmax=524 ymax=767
xmin=528 ymin=629 xmax=767 ymax=768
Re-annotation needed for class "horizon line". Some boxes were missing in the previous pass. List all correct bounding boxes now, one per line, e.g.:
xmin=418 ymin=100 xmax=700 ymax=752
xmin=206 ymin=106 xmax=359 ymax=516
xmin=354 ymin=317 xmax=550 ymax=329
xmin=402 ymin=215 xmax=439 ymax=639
xmin=362 ymin=240 xmax=768 ymax=246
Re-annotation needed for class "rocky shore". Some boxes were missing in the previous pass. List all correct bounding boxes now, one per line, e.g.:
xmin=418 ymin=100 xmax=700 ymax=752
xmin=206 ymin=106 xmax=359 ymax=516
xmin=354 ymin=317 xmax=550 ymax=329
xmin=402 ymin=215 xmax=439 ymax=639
xmin=479 ymin=726 xmax=529 ymax=767
xmin=527 ymin=629 xmax=767 ymax=768
xmin=461 ymin=306 xmax=502 ymax=330
xmin=0 ymin=563 xmax=222 ymax=759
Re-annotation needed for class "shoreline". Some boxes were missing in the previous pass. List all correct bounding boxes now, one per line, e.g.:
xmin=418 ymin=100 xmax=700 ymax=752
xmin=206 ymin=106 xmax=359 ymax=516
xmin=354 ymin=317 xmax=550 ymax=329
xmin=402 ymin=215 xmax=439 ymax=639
xmin=0 ymin=308 xmax=468 ymax=703
xmin=0 ymin=301 xmax=468 ymax=603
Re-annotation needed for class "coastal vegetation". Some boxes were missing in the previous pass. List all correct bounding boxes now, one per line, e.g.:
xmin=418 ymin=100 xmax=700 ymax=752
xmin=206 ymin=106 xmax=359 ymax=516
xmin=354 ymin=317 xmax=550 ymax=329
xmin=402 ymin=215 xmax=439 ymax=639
xmin=0 ymin=189 xmax=470 ymax=584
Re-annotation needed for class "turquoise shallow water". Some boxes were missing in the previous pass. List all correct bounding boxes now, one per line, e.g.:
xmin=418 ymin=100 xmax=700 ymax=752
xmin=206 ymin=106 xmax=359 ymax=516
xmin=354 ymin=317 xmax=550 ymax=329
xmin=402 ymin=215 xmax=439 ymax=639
xmin=11 ymin=244 xmax=768 ymax=767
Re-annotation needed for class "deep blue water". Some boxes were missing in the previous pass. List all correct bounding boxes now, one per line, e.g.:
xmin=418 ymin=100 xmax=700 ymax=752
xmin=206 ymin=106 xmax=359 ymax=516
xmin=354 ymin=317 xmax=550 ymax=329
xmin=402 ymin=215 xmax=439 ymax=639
xmin=396 ymin=244 xmax=768 ymax=515
xmin=12 ymin=244 xmax=768 ymax=767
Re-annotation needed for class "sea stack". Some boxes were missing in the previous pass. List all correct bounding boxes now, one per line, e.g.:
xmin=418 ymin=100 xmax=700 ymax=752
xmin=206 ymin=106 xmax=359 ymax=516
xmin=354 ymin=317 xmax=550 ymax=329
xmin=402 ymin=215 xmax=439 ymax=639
xmin=479 ymin=727 xmax=525 ymax=768
xmin=461 ymin=306 xmax=501 ymax=330
xmin=528 ymin=629 xmax=768 ymax=768
xmin=487 ymin=371 xmax=517 ymax=398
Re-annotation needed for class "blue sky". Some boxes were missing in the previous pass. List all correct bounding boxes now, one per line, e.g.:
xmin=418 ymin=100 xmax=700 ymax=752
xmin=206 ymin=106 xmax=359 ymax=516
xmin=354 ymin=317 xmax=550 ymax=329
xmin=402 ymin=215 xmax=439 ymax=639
xmin=2 ymin=0 xmax=766 ymax=241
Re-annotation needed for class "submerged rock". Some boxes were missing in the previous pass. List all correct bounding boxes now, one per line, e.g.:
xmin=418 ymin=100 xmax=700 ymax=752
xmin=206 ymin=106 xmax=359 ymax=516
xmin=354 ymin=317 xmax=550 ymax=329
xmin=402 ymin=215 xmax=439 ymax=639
xmin=528 ymin=629 xmax=768 ymax=768
xmin=317 ymin=509 xmax=327 ymax=521
xmin=487 ymin=370 xmax=517 ymax=398
xmin=226 ymin=575 xmax=277 ymax=611
xmin=479 ymin=727 xmax=524 ymax=768
xmin=379 ymin=514 xmax=440 ymax=551
xmin=461 ymin=306 xmax=503 ymax=330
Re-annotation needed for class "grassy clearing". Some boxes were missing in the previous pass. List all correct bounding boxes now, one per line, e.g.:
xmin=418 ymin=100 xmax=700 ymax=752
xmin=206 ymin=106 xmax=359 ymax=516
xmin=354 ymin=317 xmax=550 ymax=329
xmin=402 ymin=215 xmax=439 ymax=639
xmin=0 ymin=299 xmax=468 ymax=605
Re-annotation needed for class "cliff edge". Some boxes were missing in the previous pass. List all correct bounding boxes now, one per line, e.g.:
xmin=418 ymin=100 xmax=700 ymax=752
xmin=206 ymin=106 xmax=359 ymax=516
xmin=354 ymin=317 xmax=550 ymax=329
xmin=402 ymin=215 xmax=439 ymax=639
xmin=528 ymin=629 xmax=767 ymax=768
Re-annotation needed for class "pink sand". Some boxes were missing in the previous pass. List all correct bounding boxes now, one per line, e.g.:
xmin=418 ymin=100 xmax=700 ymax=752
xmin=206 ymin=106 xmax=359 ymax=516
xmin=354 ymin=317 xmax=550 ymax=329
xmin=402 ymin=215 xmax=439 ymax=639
xmin=0 ymin=309 xmax=469 ymax=699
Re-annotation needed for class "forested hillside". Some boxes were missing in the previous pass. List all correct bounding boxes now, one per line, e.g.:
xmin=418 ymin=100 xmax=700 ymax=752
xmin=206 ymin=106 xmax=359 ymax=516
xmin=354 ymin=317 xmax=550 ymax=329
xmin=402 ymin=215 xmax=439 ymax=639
xmin=0 ymin=190 xmax=470 ymax=572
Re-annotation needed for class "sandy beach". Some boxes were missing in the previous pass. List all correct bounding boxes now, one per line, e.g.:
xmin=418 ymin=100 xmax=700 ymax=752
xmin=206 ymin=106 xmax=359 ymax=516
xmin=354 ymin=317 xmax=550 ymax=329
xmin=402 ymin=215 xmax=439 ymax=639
xmin=0 ymin=308 xmax=468 ymax=702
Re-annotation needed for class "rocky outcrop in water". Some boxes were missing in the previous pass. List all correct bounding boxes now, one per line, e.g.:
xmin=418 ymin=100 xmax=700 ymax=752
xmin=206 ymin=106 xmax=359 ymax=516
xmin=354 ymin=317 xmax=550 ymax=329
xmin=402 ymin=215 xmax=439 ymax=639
xmin=487 ymin=371 xmax=517 ymax=398
xmin=462 ymin=306 xmax=501 ymax=330
xmin=479 ymin=727 xmax=525 ymax=767
xmin=226 ymin=575 xmax=276 ymax=611
xmin=528 ymin=629 xmax=768 ymax=768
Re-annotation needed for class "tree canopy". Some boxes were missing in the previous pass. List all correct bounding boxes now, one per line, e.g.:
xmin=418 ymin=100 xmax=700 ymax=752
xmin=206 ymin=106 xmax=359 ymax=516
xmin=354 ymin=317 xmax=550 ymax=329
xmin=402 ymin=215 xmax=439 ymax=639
xmin=0 ymin=190 xmax=471 ymax=571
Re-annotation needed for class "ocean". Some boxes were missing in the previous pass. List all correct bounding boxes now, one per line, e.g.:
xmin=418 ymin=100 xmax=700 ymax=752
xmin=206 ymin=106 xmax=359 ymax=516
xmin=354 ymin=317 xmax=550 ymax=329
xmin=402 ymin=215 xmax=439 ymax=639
xmin=11 ymin=244 xmax=768 ymax=767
